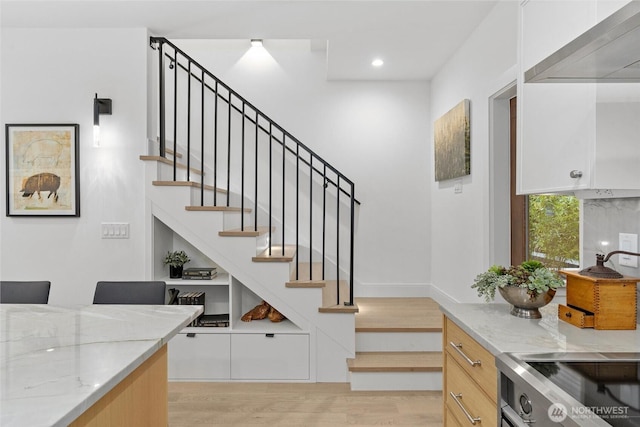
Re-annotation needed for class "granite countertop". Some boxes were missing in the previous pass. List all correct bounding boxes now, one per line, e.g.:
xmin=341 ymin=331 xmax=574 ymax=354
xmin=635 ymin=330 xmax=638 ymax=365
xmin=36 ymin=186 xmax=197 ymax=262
xmin=439 ymin=302 xmax=640 ymax=356
xmin=0 ymin=304 xmax=203 ymax=427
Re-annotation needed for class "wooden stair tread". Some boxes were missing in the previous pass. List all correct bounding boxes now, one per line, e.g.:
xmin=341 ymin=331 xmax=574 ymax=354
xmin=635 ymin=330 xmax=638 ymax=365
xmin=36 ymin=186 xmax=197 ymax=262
xmin=139 ymin=155 xmax=203 ymax=175
xmin=319 ymin=303 xmax=359 ymax=314
xmin=347 ymin=352 xmax=443 ymax=372
xmin=354 ymin=297 xmax=442 ymax=333
xmin=185 ymin=206 xmax=251 ymax=213
xmin=252 ymin=245 xmax=296 ymax=262
xmin=219 ymin=226 xmax=274 ymax=237
xmin=152 ymin=180 xmax=227 ymax=194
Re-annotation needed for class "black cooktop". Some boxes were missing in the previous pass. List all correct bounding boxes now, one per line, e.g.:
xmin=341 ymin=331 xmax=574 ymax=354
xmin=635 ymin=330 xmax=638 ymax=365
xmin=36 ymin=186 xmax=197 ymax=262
xmin=529 ymin=361 xmax=640 ymax=426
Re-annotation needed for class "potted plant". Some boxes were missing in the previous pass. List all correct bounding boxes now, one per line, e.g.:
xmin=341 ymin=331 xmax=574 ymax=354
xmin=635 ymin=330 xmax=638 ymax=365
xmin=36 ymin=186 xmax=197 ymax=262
xmin=164 ymin=250 xmax=190 ymax=278
xmin=471 ymin=260 xmax=564 ymax=319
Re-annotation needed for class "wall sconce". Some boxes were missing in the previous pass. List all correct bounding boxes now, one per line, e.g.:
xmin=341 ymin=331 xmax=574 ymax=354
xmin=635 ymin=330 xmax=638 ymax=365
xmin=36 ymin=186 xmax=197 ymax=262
xmin=251 ymin=39 xmax=263 ymax=48
xmin=93 ymin=93 xmax=112 ymax=147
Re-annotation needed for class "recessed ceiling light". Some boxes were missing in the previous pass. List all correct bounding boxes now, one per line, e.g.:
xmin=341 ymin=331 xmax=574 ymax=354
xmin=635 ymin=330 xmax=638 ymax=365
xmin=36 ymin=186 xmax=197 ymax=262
xmin=251 ymin=39 xmax=263 ymax=48
xmin=372 ymin=58 xmax=384 ymax=67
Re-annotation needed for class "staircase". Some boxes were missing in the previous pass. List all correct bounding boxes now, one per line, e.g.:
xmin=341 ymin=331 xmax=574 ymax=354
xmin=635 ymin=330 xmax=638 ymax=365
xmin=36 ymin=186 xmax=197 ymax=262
xmin=348 ymin=297 xmax=443 ymax=390
xmin=144 ymin=37 xmax=442 ymax=390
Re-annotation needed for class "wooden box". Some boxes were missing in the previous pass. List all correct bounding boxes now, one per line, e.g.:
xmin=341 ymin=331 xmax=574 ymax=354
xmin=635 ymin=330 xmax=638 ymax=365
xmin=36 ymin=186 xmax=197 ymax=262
xmin=559 ymin=270 xmax=638 ymax=330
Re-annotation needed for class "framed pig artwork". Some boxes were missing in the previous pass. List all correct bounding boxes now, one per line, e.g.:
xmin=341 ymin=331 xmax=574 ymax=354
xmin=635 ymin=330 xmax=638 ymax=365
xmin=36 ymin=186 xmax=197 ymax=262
xmin=5 ymin=124 xmax=80 ymax=217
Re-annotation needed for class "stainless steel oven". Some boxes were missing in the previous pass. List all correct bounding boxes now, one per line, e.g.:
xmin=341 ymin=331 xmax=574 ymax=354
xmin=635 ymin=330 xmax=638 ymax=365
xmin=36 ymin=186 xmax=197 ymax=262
xmin=497 ymin=352 xmax=640 ymax=427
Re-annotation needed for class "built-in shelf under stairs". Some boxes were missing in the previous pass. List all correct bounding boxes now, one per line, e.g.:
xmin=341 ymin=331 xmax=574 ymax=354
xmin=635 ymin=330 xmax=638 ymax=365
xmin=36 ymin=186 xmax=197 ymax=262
xmin=348 ymin=297 xmax=443 ymax=391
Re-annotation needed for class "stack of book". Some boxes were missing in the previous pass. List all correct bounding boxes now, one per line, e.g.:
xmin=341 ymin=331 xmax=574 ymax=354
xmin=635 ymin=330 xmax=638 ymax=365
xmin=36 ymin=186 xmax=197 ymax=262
xmin=182 ymin=267 xmax=217 ymax=280
xmin=197 ymin=313 xmax=229 ymax=328
xmin=177 ymin=291 xmax=205 ymax=326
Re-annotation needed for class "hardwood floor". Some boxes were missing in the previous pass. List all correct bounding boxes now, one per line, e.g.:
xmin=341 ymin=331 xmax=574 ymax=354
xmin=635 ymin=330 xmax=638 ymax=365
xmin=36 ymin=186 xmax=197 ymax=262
xmin=168 ymin=382 xmax=442 ymax=426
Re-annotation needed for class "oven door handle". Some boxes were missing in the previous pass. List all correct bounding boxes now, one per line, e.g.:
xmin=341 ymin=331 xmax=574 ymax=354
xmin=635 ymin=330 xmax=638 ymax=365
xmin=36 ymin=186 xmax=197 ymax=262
xmin=449 ymin=341 xmax=482 ymax=367
xmin=501 ymin=402 xmax=531 ymax=427
xmin=449 ymin=392 xmax=481 ymax=425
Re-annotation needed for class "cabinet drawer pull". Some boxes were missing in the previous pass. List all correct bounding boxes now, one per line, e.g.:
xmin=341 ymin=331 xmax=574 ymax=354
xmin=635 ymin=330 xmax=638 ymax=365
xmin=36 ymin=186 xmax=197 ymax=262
xmin=265 ymin=333 xmax=275 ymax=338
xmin=569 ymin=170 xmax=583 ymax=178
xmin=186 ymin=333 xmax=196 ymax=338
xmin=449 ymin=342 xmax=482 ymax=367
xmin=449 ymin=392 xmax=481 ymax=425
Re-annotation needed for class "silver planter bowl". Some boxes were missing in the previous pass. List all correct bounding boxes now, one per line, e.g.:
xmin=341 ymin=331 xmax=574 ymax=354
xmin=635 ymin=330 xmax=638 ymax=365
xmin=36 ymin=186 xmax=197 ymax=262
xmin=498 ymin=286 xmax=556 ymax=319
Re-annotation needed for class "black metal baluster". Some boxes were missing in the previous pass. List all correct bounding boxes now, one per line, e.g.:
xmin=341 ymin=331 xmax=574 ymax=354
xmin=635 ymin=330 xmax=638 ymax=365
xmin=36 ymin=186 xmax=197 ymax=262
xmin=295 ymin=143 xmax=299 ymax=280
xmin=227 ymin=93 xmax=232 ymax=207
xmin=309 ymin=155 xmax=313 ymax=270
xmin=200 ymin=69 xmax=205 ymax=205
xmin=158 ymin=40 xmax=166 ymax=158
xmin=254 ymin=112 xmax=258 ymax=232
xmin=172 ymin=49 xmax=178 ymax=181
xmin=186 ymin=60 xmax=191 ymax=182
xmin=322 ymin=165 xmax=326 ymax=281
xmin=268 ymin=122 xmax=273 ymax=256
xmin=336 ymin=175 xmax=340 ymax=306
xmin=241 ymin=103 xmax=245 ymax=230
xmin=281 ymin=134 xmax=285 ymax=256
xmin=348 ymin=184 xmax=355 ymax=306
xmin=213 ymin=82 xmax=218 ymax=206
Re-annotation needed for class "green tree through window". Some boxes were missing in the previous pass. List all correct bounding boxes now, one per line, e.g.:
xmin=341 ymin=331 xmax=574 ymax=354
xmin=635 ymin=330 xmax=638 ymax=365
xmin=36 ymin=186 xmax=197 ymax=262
xmin=528 ymin=195 xmax=580 ymax=269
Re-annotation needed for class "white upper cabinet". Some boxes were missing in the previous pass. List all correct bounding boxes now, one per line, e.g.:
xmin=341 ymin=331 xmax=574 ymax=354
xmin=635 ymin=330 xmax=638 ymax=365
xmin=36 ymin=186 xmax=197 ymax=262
xmin=518 ymin=0 xmax=640 ymax=196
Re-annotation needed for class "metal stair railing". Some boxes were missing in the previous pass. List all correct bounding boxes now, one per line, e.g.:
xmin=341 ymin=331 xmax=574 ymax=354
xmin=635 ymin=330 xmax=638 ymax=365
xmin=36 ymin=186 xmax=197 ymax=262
xmin=149 ymin=37 xmax=357 ymax=307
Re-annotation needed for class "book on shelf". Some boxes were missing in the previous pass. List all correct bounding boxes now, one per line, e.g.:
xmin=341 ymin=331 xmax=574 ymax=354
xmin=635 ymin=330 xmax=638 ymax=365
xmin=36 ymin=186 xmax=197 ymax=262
xmin=177 ymin=291 xmax=205 ymax=326
xmin=197 ymin=313 xmax=229 ymax=328
xmin=182 ymin=267 xmax=217 ymax=280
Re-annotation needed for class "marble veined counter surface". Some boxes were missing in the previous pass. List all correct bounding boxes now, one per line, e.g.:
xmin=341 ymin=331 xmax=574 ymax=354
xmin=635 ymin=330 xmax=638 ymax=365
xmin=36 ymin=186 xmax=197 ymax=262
xmin=439 ymin=302 xmax=640 ymax=356
xmin=0 ymin=304 xmax=203 ymax=427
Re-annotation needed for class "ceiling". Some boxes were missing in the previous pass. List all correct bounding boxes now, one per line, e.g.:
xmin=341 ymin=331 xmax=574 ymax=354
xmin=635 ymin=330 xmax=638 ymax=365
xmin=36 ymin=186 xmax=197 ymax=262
xmin=0 ymin=0 xmax=498 ymax=80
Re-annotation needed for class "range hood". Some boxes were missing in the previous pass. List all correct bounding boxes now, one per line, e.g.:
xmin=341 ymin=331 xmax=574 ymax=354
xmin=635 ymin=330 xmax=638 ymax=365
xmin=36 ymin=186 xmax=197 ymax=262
xmin=525 ymin=1 xmax=640 ymax=83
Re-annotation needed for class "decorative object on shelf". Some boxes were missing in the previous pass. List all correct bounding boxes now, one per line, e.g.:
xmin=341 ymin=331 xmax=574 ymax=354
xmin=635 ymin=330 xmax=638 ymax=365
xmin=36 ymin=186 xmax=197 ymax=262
xmin=182 ymin=267 xmax=216 ymax=280
xmin=5 ymin=123 xmax=80 ymax=216
xmin=167 ymin=288 xmax=180 ymax=305
xmin=559 ymin=270 xmax=638 ymax=330
xmin=163 ymin=250 xmax=190 ymax=278
xmin=241 ymin=300 xmax=287 ymax=323
xmin=579 ymin=250 xmax=640 ymax=279
xmin=241 ymin=300 xmax=270 ymax=321
xmin=434 ymin=99 xmax=471 ymax=182
xmin=472 ymin=260 xmax=564 ymax=319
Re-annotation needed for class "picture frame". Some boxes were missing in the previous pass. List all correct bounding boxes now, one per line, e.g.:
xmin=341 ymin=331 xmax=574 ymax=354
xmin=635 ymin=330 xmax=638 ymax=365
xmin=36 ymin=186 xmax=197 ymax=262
xmin=5 ymin=124 xmax=80 ymax=217
xmin=434 ymin=99 xmax=471 ymax=182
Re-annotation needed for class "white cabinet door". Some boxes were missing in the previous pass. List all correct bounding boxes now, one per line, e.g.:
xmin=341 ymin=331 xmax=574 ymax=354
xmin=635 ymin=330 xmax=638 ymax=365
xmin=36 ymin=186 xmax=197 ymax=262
xmin=168 ymin=332 xmax=231 ymax=380
xmin=231 ymin=333 xmax=310 ymax=380
xmin=518 ymin=0 xmax=640 ymax=195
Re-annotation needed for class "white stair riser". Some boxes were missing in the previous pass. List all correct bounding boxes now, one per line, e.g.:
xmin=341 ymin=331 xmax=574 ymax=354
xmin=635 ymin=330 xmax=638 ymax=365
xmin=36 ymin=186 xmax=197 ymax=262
xmin=356 ymin=332 xmax=442 ymax=352
xmin=349 ymin=371 xmax=442 ymax=391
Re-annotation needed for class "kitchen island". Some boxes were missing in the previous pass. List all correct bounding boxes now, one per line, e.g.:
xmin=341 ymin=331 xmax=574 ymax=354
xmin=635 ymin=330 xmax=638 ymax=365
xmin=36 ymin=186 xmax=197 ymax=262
xmin=0 ymin=304 xmax=203 ymax=427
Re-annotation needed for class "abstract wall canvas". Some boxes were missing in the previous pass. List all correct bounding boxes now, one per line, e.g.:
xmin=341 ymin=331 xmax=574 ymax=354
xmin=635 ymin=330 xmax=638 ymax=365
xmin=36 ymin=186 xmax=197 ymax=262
xmin=434 ymin=99 xmax=470 ymax=181
xmin=5 ymin=124 xmax=80 ymax=216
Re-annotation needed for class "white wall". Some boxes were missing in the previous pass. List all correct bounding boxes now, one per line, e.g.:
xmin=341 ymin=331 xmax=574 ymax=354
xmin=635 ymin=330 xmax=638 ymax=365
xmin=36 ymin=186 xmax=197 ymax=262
xmin=173 ymin=40 xmax=432 ymax=296
xmin=1 ymin=28 xmax=149 ymax=305
xmin=429 ymin=2 xmax=518 ymax=302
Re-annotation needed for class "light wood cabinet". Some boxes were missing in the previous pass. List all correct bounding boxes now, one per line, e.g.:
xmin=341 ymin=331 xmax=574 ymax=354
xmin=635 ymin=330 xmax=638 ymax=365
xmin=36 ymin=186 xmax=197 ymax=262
xmin=518 ymin=0 xmax=640 ymax=196
xmin=443 ymin=316 xmax=497 ymax=426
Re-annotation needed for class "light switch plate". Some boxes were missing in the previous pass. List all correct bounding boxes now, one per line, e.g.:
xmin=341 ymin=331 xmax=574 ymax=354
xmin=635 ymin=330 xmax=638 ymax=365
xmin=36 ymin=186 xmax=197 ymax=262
xmin=618 ymin=233 xmax=638 ymax=268
xmin=101 ymin=223 xmax=130 ymax=239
